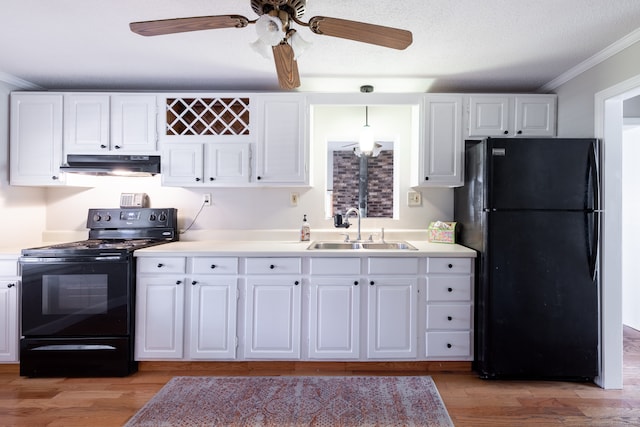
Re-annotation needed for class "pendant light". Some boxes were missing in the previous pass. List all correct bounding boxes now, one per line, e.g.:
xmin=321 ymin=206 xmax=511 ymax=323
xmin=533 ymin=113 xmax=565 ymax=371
xmin=359 ymin=106 xmax=375 ymax=154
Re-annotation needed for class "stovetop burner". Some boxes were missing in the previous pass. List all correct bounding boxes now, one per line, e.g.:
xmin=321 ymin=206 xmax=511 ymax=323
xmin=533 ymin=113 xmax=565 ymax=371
xmin=21 ymin=208 xmax=178 ymax=257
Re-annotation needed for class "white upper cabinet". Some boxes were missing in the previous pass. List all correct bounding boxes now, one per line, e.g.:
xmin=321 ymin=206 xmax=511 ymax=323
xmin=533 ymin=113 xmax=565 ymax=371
xmin=10 ymin=93 xmax=66 ymax=186
xmin=253 ymin=94 xmax=308 ymax=185
xmin=413 ymin=95 xmax=464 ymax=187
xmin=468 ymin=94 xmax=556 ymax=137
xmin=64 ymin=94 xmax=157 ymax=155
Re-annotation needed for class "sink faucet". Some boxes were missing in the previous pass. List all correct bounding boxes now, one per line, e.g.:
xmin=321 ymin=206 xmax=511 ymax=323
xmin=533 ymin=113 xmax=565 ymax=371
xmin=344 ymin=207 xmax=362 ymax=241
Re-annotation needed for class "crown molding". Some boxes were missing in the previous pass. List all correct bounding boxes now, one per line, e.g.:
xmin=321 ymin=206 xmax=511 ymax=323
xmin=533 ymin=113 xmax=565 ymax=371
xmin=0 ymin=71 xmax=41 ymax=90
xmin=540 ymin=28 xmax=640 ymax=92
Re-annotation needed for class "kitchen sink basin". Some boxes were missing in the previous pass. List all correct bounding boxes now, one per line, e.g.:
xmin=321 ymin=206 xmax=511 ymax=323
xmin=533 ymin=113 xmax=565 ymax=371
xmin=307 ymin=241 xmax=417 ymax=250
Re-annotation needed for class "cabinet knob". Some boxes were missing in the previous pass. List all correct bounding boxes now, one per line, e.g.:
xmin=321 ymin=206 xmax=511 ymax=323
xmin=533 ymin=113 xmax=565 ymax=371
xmin=370 ymin=281 xmax=375 ymax=286
xmin=209 ymin=177 xmax=215 ymax=181
xmin=191 ymin=280 xmax=197 ymax=286
xmin=447 ymin=316 xmax=453 ymax=321
xmin=52 ymin=176 xmax=59 ymax=180
xmin=257 ymin=176 xmax=262 ymax=180
xmin=517 ymin=130 xmax=523 ymax=135
xmin=114 ymin=145 xmax=121 ymax=149
xmin=195 ymin=177 xmax=201 ymax=182
xmin=424 ymin=176 xmax=429 ymax=181
xmin=354 ymin=281 xmax=359 ymax=286
xmin=269 ymin=264 xmax=275 ymax=269
xmin=7 ymin=283 xmax=15 ymax=288
xmin=503 ymin=130 xmax=509 ymax=135
xmin=210 ymin=264 xmax=217 ymax=269
xmin=100 ymin=144 xmax=107 ymax=148
xmin=447 ymin=287 xmax=453 ymax=292
xmin=447 ymin=343 xmax=452 ymax=348
xmin=294 ymin=281 xmax=299 ymax=286
xmin=176 ymin=280 xmax=182 ymax=285
xmin=157 ymin=263 xmax=164 ymax=268
xmin=448 ymin=263 xmax=453 ymax=269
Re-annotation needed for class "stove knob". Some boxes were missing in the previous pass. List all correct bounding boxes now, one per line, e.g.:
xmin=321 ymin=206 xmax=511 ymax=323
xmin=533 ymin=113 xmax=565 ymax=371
xmin=159 ymin=213 xmax=167 ymax=222
xmin=93 ymin=214 xmax=101 ymax=222
xmin=104 ymin=214 xmax=111 ymax=221
xmin=149 ymin=214 xmax=157 ymax=221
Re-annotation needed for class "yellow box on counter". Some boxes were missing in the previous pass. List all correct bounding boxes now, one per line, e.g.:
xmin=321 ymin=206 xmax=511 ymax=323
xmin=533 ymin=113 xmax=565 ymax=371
xmin=427 ymin=221 xmax=458 ymax=244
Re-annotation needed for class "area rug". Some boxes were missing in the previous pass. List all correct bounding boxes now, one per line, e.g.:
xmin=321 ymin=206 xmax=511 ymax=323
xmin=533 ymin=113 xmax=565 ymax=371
xmin=125 ymin=376 xmax=453 ymax=426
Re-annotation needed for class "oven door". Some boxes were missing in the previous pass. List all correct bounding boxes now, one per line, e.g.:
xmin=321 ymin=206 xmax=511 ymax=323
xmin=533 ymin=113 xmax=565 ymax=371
xmin=20 ymin=255 xmax=132 ymax=337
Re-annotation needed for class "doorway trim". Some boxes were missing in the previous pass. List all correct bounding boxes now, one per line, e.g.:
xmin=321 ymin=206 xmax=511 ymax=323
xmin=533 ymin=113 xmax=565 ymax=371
xmin=595 ymin=73 xmax=640 ymax=389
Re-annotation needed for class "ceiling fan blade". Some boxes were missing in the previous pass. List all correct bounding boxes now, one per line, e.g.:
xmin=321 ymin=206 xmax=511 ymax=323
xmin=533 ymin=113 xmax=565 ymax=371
xmin=130 ymin=15 xmax=250 ymax=37
xmin=308 ymin=16 xmax=412 ymax=50
xmin=272 ymin=43 xmax=300 ymax=89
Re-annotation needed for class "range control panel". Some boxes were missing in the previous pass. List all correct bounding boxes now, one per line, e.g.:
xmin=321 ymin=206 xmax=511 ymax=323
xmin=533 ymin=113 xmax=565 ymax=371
xmin=87 ymin=208 xmax=178 ymax=229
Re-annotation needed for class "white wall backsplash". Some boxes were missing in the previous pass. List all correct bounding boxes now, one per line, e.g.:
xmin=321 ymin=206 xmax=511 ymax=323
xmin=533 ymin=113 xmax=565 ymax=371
xmin=43 ymin=103 xmax=453 ymax=240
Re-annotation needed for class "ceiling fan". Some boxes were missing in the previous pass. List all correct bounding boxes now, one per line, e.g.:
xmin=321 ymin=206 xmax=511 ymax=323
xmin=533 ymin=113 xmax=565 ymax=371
xmin=129 ymin=0 xmax=413 ymax=89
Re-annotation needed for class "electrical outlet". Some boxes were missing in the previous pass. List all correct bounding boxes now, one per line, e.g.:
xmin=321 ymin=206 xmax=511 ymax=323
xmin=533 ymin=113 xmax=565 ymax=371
xmin=290 ymin=192 xmax=299 ymax=207
xmin=408 ymin=191 xmax=422 ymax=206
xmin=203 ymin=193 xmax=212 ymax=206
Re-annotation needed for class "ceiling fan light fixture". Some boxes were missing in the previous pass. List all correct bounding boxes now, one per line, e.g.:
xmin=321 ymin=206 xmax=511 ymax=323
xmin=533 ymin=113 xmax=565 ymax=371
xmin=250 ymin=39 xmax=272 ymax=59
xmin=255 ymin=14 xmax=283 ymax=46
xmin=289 ymin=30 xmax=312 ymax=59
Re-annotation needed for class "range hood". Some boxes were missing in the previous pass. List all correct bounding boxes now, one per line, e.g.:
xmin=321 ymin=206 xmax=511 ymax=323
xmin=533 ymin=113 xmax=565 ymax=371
xmin=61 ymin=154 xmax=161 ymax=176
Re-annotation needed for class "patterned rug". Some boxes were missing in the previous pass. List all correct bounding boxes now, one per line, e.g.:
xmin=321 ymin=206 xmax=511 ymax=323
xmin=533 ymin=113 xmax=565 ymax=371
xmin=125 ymin=376 xmax=453 ymax=426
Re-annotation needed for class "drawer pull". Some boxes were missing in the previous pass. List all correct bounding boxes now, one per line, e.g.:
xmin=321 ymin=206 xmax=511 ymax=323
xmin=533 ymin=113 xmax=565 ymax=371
xmin=269 ymin=264 xmax=275 ymax=269
xmin=210 ymin=264 xmax=217 ymax=269
xmin=354 ymin=281 xmax=359 ymax=286
xmin=157 ymin=263 xmax=164 ymax=268
xmin=447 ymin=343 xmax=452 ymax=348
xmin=370 ymin=281 xmax=375 ymax=286
xmin=192 ymin=281 xmax=198 ymax=286
xmin=448 ymin=263 xmax=453 ymax=269
xmin=176 ymin=280 xmax=182 ymax=285
xmin=7 ymin=283 xmax=15 ymax=288
xmin=447 ymin=316 xmax=453 ymax=321
xmin=294 ymin=281 xmax=299 ymax=286
xmin=447 ymin=287 xmax=453 ymax=292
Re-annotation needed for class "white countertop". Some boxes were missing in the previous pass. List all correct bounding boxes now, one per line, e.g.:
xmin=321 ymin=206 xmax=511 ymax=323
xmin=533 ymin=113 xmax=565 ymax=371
xmin=134 ymin=240 xmax=477 ymax=258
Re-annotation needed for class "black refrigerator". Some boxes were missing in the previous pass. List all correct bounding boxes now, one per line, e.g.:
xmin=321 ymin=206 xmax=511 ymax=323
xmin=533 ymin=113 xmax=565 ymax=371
xmin=454 ymin=138 xmax=600 ymax=381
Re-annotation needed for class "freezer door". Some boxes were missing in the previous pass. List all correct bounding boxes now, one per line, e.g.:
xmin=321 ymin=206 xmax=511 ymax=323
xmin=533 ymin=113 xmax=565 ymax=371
xmin=487 ymin=138 xmax=598 ymax=211
xmin=480 ymin=210 xmax=598 ymax=380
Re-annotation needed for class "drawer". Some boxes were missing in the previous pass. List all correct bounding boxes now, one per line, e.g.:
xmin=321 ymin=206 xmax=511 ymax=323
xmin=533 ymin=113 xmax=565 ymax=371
xmin=310 ymin=257 xmax=360 ymax=275
xmin=426 ymin=304 xmax=471 ymax=330
xmin=427 ymin=257 xmax=472 ymax=274
xmin=426 ymin=276 xmax=472 ymax=301
xmin=0 ymin=259 xmax=18 ymax=276
xmin=192 ymin=257 xmax=238 ymax=275
xmin=138 ymin=257 xmax=186 ymax=274
xmin=246 ymin=257 xmax=301 ymax=274
xmin=426 ymin=331 xmax=472 ymax=358
xmin=367 ymin=257 xmax=419 ymax=275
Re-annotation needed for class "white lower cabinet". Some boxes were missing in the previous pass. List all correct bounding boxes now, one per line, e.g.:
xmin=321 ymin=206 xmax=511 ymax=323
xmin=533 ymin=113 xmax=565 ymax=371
xmin=0 ymin=258 xmax=19 ymax=363
xmin=244 ymin=277 xmax=302 ymax=359
xmin=135 ymin=254 xmax=474 ymax=362
xmin=188 ymin=276 xmax=238 ymax=359
xmin=135 ymin=274 xmax=186 ymax=359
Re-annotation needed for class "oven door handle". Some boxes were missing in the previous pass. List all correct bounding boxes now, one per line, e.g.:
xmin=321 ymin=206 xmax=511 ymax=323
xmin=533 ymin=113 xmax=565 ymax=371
xmin=20 ymin=255 xmax=128 ymax=263
xmin=31 ymin=344 xmax=117 ymax=351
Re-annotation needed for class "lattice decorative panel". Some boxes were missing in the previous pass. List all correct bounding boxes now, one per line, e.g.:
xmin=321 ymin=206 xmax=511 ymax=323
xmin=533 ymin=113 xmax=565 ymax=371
xmin=166 ymin=97 xmax=251 ymax=136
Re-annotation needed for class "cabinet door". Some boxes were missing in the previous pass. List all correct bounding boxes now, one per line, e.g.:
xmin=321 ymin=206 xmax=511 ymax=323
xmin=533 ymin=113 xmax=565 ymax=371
xmin=161 ymin=143 xmax=204 ymax=186
xmin=0 ymin=281 xmax=18 ymax=362
xmin=308 ymin=278 xmax=360 ymax=359
xmin=468 ymin=96 xmax=510 ymax=137
xmin=254 ymin=95 xmax=307 ymax=184
xmin=64 ymin=94 xmax=110 ymax=154
xmin=367 ymin=278 xmax=418 ymax=358
xmin=188 ymin=277 xmax=237 ymax=359
xmin=10 ymin=93 xmax=65 ymax=186
xmin=204 ymin=143 xmax=251 ymax=184
xmin=417 ymin=95 xmax=463 ymax=186
xmin=514 ymin=95 xmax=556 ymax=137
xmin=111 ymin=95 xmax=157 ymax=153
xmin=244 ymin=277 xmax=301 ymax=359
xmin=135 ymin=275 xmax=185 ymax=359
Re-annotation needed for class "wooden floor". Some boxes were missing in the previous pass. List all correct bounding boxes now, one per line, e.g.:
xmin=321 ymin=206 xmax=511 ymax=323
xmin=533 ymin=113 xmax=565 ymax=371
xmin=1 ymin=326 xmax=639 ymax=426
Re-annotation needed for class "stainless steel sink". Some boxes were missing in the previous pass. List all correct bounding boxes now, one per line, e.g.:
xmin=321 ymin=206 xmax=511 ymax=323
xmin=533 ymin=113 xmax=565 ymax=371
xmin=307 ymin=241 xmax=417 ymax=250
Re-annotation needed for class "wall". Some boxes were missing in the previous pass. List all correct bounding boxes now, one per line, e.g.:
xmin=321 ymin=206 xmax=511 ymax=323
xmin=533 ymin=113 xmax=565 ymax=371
xmin=555 ymin=41 xmax=640 ymax=137
xmin=0 ymin=81 xmax=47 ymax=248
xmin=42 ymin=104 xmax=451 ymax=240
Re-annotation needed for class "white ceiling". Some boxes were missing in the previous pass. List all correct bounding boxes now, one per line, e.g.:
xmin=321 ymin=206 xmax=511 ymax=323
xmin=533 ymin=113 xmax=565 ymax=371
xmin=2 ymin=0 xmax=640 ymax=93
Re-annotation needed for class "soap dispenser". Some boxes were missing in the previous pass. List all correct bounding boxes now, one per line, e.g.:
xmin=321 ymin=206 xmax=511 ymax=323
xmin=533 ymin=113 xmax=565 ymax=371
xmin=300 ymin=214 xmax=311 ymax=241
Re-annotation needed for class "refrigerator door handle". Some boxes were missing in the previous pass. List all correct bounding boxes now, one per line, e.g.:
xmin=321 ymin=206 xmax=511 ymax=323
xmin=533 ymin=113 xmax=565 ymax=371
xmin=587 ymin=211 xmax=600 ymax=281
xmin=589 ymin=140 xmax=600 ymax=211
